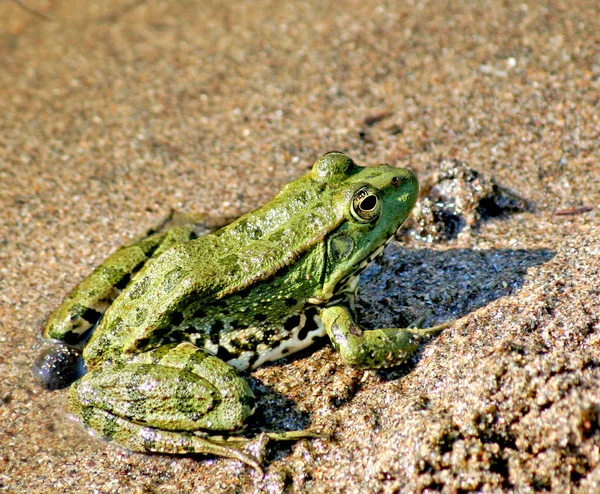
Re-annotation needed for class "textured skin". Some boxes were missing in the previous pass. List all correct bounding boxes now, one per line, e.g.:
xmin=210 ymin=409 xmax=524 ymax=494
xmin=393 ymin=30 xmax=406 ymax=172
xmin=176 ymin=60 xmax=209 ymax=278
xmin=40 ymin=152 xmax=446 ymax=470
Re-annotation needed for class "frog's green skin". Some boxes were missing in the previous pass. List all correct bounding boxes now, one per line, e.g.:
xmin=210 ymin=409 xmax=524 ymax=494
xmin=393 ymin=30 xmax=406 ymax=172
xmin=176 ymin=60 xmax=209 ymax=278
xmin=42 ymin=152 xmax=446 ymax=471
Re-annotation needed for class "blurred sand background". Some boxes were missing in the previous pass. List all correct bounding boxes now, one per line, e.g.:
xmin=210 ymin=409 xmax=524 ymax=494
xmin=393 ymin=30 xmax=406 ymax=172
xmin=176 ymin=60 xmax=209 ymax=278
xmin=1 ymin=0 xmax=599 ymax=492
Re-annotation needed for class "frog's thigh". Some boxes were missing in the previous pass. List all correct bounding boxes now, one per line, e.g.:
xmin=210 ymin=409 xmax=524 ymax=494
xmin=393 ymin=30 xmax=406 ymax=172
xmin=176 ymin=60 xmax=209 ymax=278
xmin=69 ymin=344 xmax=255 ymax=435
xmin=319 ymin=305 xmax=445 ymax=369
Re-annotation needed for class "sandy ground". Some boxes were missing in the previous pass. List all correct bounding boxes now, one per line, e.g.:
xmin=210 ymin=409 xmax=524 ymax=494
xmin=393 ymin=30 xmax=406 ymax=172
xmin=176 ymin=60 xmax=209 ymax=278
xmin=1 ymin=0 xmax=599 ymax=492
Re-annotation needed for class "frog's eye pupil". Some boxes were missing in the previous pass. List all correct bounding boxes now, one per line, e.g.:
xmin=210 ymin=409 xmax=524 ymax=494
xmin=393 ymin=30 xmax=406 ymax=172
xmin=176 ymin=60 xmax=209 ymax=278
xmin=351 ymin=187 xmax=381 ymax=222
xmin=360 ymin=195 xmax=377 ymax=212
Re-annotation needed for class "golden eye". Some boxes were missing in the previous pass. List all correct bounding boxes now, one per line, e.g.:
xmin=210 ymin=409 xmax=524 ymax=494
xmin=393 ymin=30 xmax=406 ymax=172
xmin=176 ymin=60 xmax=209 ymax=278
xmin=351 ymin=186 xmax=380 ymax=222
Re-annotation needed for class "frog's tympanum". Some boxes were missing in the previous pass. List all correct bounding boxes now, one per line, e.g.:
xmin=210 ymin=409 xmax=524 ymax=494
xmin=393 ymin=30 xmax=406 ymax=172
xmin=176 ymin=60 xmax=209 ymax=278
xmin=37 ymin=152 xmax=448 ymax=471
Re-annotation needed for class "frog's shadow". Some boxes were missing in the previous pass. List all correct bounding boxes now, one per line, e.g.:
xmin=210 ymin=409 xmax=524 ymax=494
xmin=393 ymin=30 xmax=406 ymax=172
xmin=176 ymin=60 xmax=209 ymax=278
xmin=243 ymin=378 xmax=312 ymax=434
xmin=361 ymin=245 xmax=555 ymax=380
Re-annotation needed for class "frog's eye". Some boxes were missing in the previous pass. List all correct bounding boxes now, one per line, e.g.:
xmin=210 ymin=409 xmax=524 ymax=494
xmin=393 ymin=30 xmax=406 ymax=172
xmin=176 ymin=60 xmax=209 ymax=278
xmin=351 ymin=186 xmax=380 ymax=223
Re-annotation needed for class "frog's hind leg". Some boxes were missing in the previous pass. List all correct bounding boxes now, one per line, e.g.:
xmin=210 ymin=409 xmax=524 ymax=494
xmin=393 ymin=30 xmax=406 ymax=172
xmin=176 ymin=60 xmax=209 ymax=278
xmin=43 ymin=227 xmax=196 ymax=344
xmin=78 ymin=407 xmax=263 ymax=472
xmin=35 ymin=227 xmax=199 ymax=390
xmin=68 ymin=343 xmax=263 ymax=470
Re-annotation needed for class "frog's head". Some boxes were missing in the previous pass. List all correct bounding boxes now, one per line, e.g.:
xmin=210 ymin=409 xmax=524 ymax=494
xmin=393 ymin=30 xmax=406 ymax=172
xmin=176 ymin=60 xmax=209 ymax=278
xmin=311 ymin=152 xmax=419 ymax=299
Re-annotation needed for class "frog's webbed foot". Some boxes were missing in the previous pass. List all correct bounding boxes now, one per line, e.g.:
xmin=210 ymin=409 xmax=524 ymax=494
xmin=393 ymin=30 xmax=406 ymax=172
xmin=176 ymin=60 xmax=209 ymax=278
xmin=320 ymin=305 xmax=451 ymax=369
xmin=205 ymin=429 xmax=327 ymax=471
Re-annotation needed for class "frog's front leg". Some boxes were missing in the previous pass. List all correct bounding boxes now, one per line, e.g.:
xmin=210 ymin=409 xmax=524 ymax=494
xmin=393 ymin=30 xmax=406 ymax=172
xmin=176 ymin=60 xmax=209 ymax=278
xmin=68 ymin=342 xmax=263 ymax=470
xmin=319 ymin=305 xmax=450 ymax=369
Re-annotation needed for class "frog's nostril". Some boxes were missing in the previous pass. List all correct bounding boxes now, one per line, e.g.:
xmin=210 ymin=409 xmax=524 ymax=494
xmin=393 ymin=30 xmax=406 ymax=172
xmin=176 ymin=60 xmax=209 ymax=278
xmin=391 ymin=176 xmax=402 ymax=187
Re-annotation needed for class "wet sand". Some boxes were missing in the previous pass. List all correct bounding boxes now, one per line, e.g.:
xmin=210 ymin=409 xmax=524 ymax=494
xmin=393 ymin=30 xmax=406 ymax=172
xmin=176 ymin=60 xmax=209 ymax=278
xmin=1 ymin=1 xmax=599 ymax=492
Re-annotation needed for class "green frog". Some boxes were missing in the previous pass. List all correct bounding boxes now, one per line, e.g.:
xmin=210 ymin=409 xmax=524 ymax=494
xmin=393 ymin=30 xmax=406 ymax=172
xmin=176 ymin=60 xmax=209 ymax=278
xmin=36 ymin=152 xmax=448 ymax=471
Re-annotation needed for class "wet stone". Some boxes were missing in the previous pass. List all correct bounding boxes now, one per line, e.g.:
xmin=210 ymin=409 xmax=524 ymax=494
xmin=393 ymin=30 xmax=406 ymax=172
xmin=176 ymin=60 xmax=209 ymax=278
xmin=406 ymin=160 xmax=528 ymax=242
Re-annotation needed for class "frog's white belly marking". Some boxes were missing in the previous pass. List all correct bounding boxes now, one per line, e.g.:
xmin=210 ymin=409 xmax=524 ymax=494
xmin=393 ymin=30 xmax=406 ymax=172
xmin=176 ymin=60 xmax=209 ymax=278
xmin=192 ymin=311 xmax=326 ymax=372
xmin=246 ymin=313 xmax=325 ymax=370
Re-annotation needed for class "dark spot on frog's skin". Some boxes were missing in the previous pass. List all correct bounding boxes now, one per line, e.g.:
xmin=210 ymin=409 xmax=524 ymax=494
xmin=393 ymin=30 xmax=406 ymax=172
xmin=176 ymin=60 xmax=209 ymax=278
xmin=188 ymin=349 xmax=209 ymax=368
xmin=281 ymin=348 xmax=290 ymax=355
xmin=268 ymin=230 xmax=284 ymax=243
xmin=209 ymin=320 xmax=224 ymax=343
xmin=247 ymin=333 xmax=262 ymax=346
xmin=152 ymin=343 xmax=178 ymax=364
xmin=284 ymin=315 xmax=301 ymax=331
xmin=248 ymin=353 xmax=259 ymax=368
xmin=102 ymin=415 xmax=118 ymax=440
xmin=80 ymin=307 xmax=103 ymax=327
xmin=129 ymin=277 xmax=150 ymax=300
xmin=254 ymin=313 xmax=267 ymax=322
xmin=80 ymin=404 xmax=95 ymax=427
xmin=132 ymin=260 xmax=146 ymax=273
xmin=297 ymin=313 xmax=318 ymax=341
xmin=285 ymin=297 xmax=298 ymax=307
xmin=161 ymin=268 xmax=184 ymax=292
xmin=234 ymin=218 xmax=248 ymax=231
xmin=216 ymin=345 xmax=236 ymax=361
xmin=135 ymin=307 xmax=148 ymax=326
xmin=262 ymin=326 xmax=276 ymax=339
xmin=349 ymin=324 xmax=362 ymax=336
xmin=221 ymin=254 xmax=239 ymax=271
xmin=175 ymin=373 xmax=206 ymax=420
xmin=229 ymin=339 xmax=243 ymax=350
xmin=248 ymin=227 xmax=263 ymax=240
xmin=135 ymin=337 xmax=150 ymax=349
xmin=228 ymin=320 xmax=249 ymax=331
xmin=193 ymin=308 xmax=206 ymax=319
xmin=114 ymin=273 xmax=130 ymax=290
xmin=219 ymin=373 xmax=235 ymax=384
xmin=170 ymin=311 xmax=184 ymax=327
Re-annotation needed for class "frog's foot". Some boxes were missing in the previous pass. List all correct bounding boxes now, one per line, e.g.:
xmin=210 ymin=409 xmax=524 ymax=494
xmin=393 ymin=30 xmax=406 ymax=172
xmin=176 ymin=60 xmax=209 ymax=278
xmin=205 ymin=429 xmax=327 ymax=470
xmin=406 ymin=320 xmax=453 ymax=338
